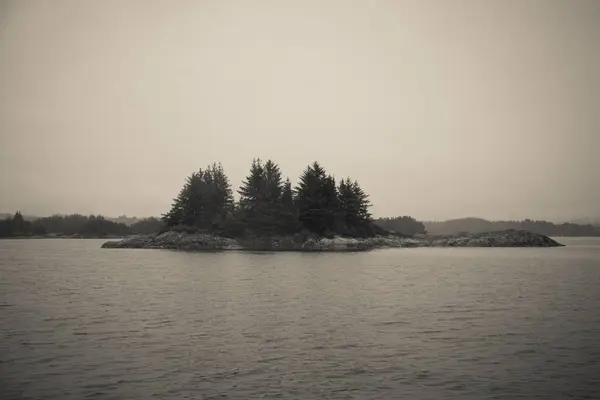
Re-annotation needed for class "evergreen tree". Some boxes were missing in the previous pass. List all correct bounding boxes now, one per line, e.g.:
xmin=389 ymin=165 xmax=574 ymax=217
xmin=337 ymin=178 xmax=353 ymax=233
xmin=351 ymin=180 xmax=371 ymax=222
xmin=206 ymin=162 xmax=234 ymax=227
xmin=320 ymin=174 xmax=339 ymax=234
xmin=295 ymin=162 xmax=338 ymax=235
xmin=281 ymin=178 xmax=295 ymax=211
xmin=162 ymin=163 xmax=233 ymax=230
xmin=237 ymin=159 xmax=265 ymax=232
xmin=162 ymin=176 xmax=189 ymax=226
xmin=336 ymin=178 xmax=372 ymax=236
xmin=0 ymin=217 xmax=12 ymax=237
xmin=238 ymin=159 xmax=266 ymax=209
xmin=11 ymin=212 xmax=31 ymax=236
xmin=264 ymin=159 xmax=283 ymax=203
xmin=237 ymin=159 xmax=289 ymax=235
xmin=276 ymin=178 xmax=299 ymax=234
xmin=161 ymin=159 xmax=377 ymax=238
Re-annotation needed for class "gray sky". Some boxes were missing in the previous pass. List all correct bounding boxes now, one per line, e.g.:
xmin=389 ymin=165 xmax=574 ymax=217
xmin=1 ymin=0 xmax=599 ymax=221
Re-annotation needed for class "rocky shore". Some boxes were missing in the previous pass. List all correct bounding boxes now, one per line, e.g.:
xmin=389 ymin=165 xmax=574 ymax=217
xmin=101 ymin=229 xmax=563 ymax=251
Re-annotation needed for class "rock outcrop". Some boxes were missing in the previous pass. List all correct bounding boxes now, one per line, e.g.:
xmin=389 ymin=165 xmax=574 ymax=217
xmin=101 ymin=229 xmax=563 ymax=251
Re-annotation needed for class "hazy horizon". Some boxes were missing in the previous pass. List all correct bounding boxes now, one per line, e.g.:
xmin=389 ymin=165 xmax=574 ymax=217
xmin=1 ymin=0 xmax=599 ymax=221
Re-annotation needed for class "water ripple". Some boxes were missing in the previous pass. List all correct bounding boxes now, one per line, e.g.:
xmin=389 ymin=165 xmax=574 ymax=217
xmin=1 ymin=238 xmax=599 ymax=399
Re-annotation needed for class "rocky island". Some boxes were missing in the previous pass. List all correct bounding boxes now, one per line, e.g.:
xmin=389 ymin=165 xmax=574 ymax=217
xmin=101 ymin=159 xmax=564 ymax=252
xmin=102 ymin=229 xmax=563 ymax=251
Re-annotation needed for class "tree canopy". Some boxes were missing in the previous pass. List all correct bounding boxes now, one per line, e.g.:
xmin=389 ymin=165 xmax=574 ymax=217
xmin=162 ymin=159 xmax=376 ymax=238
xmin=162 ymin=163 xmax=233 ymax=229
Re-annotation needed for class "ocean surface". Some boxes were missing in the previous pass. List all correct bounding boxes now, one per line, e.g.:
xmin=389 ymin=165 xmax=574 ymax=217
xmin=1 ymin=238 xmax=599 ymax=399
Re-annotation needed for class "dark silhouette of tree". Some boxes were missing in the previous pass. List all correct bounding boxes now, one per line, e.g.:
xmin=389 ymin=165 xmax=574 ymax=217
xmin=0 ymin=213 xmax=129 ymax=237
xmin=11 ymin=212 xmax=30 ymax=236
xmin=237 ymin=159 xmax=292 ymax=235
xmin=237 ymin=158 xmax=266 ymax=233
xmin=280 ymin=178 xmax=300 ymax=234
xmin=81 ymin=215 xmax=130 ymax=237
xmin=162 ymin=163 xmax=233 ymax=230
xmin=374 ymin=216 xmax=426 ymax=236
xmin=264 ymin=159 xmax=283 ymax=203
xmin=130 ymin=217 xmax=165 ymax=234
xmin=336 ymin=179 xmax=373 ymax=236
xmin=423 ymin=218 xmax=600 ymax=236
xmin=295 ymin=162 xmax=332 ymax=235
xmin=238 ymin=158 xmax=266 ymax=210
xmin=157 ymin=159 xmax=380 ymax=238
xmin=0 ymin=217 xmax=12 ymax=237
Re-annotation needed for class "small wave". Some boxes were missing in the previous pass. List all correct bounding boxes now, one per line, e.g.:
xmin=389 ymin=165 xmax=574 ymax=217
xmin=375 ymin=320 xmax=408 ymax=326
xmin=514 ymin=348 xmax=536 ymax=355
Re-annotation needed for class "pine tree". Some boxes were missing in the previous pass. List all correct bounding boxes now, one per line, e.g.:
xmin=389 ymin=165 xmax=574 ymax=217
xmin=351 ymin=180 xmax=371 ymax=222
xmin=11 ymin=211 xmax=30 ymax=236
xmin=321 ymin=174 xmax=338 ymax=234
xmin=238 ymin=159 xmax=265 ymax=209
xmin=264 ymin=159 xmax=283 ymax=203
xmin=238 ymin=159 xmax=289 ymax=235
xmin=162 ymin=163 xmax=234 ymax=231
xmin=281 ymin=178 xmax=294 ymax=210
xmin=206 ymin=163 xmax=234 ymax=226
xmin=237 ymin=159 xmax=265 ymax=232
xmin=161 ymin=159 xmax=376 ymax=238
xmin=162 ymin=175 xmax=190 ymax=226
xmin=336 ymin=178 xmax=373 ymax=236
xmin=337 ymin=178 xmax=352 ymax=234
xmin=295 ymin=162 xmax=337 ymax=235
xmin=278 ymin=177 xmax=299 ymax=234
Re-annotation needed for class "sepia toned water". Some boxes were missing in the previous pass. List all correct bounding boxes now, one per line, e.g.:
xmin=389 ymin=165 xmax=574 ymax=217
xmin=1 ymin=238 xmax=599 ymax=399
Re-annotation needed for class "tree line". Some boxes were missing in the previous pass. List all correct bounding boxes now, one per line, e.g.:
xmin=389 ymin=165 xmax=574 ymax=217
xmin=162 ymin=160 xmax=380 ymax=238
xmin=423 ymin=217 xmax=600 ymax=237
xmin=373 ymin=216 xmax=427 ymax=236
xmin=0 ymin=212 xmax=163 ymax=238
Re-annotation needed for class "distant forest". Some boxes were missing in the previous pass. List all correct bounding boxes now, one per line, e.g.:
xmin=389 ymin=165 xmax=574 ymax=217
xmin=0 ymin=212 xmax=163 ymax=238
xmin=424 ymin=218 xmax=600 ymax=237
xmin=372 ymin=216 xmax=427 ymax=236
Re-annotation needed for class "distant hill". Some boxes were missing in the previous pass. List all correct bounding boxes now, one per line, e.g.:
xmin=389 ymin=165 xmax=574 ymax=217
xmin=424 ymin=218 xmax=600 ymax=237
xmin=423 ymin=217 xmax=493 ymax=235
xmin=570 ymin=217 xmax=600 ymax=227
xmin=373 ymin=216 xmax=426 ymax=236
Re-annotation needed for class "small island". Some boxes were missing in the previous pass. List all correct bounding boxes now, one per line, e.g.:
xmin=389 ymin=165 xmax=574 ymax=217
xmin=101 ymin=159 xmax=563 ymax=251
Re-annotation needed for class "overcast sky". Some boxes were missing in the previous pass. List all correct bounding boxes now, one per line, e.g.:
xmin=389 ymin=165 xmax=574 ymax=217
xmin=1 ymin=0 xmax=599 ymax=221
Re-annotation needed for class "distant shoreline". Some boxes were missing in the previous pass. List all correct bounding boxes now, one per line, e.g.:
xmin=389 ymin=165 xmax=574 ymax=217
xmin=0 ymin=235 xmax=125 ymax=240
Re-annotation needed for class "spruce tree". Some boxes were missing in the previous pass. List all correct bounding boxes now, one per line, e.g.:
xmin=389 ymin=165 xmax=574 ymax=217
xmin=162 ymin=175 xmax=190 ymax=226
xmin=11 ymin=211 xmax=31 ymax=236
xmin=264 ymin=159 xmax=283 ymax=203
xmin=279 ymin=178 xmax=299 ymax=234
xmin=295 ymin=162 xmax=337 ymax=235
xmin=238 ymin=159 xmax=265 ymax=209
xmin=336 ymin=178 xmax=373 ymax=236
xmin=237 ymin=159 xmax=265 ymax=232
xmin=351 ymin=180 xmax=371 ymax=222
xmin=238 ymin=159 xmax=288 ymax=235
xmin=162 ymin=163 xmax=233 ymax=231
xmin=206 ymin=163 xmax=234 ymax=226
